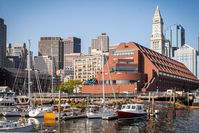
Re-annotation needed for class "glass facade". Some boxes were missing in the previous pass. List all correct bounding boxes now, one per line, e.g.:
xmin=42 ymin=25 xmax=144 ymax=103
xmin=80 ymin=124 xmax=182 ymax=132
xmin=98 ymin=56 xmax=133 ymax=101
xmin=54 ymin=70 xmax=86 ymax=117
xmin=166 ymin=24 xmax=185 ymax=48
xmin=175 ymin=44 xmax=197 ymax=77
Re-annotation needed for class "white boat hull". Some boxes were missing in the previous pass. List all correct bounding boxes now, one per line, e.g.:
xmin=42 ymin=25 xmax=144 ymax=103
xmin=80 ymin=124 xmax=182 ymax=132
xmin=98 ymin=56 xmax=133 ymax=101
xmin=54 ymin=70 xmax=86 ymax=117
xmin=29 ymin=107 xmax=53 ymax=118
xmin=87 ymin=112 xmax=103 ymax=119
xmin=29 ymin=110 xmax=45 ymax=118
xmin=87 ymin=111 xmax=115 ymax=119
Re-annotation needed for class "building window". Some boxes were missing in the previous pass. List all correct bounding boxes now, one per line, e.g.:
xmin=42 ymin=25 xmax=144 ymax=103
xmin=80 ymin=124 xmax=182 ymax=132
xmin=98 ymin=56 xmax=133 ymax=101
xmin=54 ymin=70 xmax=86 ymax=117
xmin=111 ymin=66 xmax=138 ymax=72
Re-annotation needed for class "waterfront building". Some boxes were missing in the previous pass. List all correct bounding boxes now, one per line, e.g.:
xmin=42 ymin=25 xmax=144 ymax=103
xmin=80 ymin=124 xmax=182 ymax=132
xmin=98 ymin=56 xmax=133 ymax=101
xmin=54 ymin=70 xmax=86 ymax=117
xmin=0 ymin=67 xmax=51 ymax=94
xmin=91 ymin=33 xmax=109 ymax=52
xmin=150 ymin=6 xmax=165 ymax=55
xmin=0 ymin=18 xmax=7 ymax=67
xmin=63 ymin=37 xmax=81 ymax=54
xmin=63 ymin=53 xmax=81 ymax=81
xmin=74 ymin=54 xmax=107 ymax=81
xmin=166 ymin=24 xmax=185 ymax=57
xmin=38 ymin=37 xmax=64 ymax=70
xmin=82 ymin=42 xmax=199 ymax=94
xmin=175 ymin=44 xmax=198 ymax=77
xmin=34 ymin=56 xmax=55 ymax=76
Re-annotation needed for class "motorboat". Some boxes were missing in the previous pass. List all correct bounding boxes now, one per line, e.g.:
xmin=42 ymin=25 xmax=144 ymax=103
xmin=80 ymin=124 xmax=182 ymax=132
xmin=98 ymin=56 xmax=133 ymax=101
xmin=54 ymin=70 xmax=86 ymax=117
xmin=86 ymin=105 xmax=115 ymax=119
xmin=0 ymin=119 xmax=35 ymax=132
xmin=116 ymin=103 xmax=147 ymax=120
xmin=0 ymin=86 xmax=16 ymax=107
xmin=29 ymin=106 xmax=53 ymax=117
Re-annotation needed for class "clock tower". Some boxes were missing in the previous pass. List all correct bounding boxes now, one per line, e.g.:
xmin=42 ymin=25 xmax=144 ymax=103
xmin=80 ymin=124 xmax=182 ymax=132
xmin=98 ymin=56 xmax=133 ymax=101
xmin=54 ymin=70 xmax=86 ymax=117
xmin=150 ymin=6 xmax=165 ymax=55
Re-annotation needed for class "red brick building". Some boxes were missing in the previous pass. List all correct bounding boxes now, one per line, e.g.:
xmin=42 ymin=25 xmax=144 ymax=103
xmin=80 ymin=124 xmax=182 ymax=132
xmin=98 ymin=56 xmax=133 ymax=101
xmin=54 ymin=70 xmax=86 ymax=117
xmin=82 ymin=42 xmax=199 ymax=94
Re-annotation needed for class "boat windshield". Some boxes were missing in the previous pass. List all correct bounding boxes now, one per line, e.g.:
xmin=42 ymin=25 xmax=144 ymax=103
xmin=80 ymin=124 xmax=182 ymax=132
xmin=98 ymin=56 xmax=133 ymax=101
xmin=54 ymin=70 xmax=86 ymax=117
xmin=137 ymin=106 xmax=142 ymax=110
xmin=131 ymin=106 xmax=136 ymax=109
xmin=127 ymin=105 xmax=131 ymax=109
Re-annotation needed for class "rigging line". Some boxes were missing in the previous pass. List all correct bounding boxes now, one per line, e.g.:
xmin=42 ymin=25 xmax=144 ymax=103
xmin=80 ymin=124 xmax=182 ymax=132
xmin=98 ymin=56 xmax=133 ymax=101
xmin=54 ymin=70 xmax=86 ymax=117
xmin=105 ymin=55 xmax=116 ymax=99
xmin=35 ymin=70 xmax=43 ymax=105
xmin=22 ymin=69 xmax=28 ymax=95
xmin=12 ymin=58 xmax=23 ymax=91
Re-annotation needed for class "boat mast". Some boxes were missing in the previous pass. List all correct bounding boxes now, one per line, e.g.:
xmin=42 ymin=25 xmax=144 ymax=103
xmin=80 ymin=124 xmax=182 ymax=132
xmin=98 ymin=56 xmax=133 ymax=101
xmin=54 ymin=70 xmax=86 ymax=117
xmin=28 ymin=40 xmax=31 ymax=105
xmin=51 ymin=45 xmax=54 ymax=93
xmin=101 ymin=40 xmax=105 ymax=102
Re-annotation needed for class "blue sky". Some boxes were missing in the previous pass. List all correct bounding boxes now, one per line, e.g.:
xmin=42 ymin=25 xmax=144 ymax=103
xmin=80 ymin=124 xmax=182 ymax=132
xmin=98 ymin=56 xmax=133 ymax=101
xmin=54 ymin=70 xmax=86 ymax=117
xmin=0 ymin=0 xmax=199 ymax=55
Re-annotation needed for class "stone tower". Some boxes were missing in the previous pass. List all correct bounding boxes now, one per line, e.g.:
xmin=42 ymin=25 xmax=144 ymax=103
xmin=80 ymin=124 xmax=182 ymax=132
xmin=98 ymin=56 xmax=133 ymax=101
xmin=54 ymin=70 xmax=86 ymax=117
xmin=150 ymin=6 xmax=165 ymax=55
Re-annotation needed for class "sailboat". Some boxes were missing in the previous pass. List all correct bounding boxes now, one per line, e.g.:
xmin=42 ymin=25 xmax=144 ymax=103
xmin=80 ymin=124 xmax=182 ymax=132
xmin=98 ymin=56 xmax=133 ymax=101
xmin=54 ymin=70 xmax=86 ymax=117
xmin=27 ymin=41 xmax=53 ymax=118
xmin=86 ymin=41 xmax=116 ymax=119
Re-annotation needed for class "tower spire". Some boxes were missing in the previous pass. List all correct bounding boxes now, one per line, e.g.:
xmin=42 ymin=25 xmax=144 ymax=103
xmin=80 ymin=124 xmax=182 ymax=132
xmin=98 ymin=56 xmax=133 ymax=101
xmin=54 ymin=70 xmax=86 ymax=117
xmin=154 ymin=5 xmax=162 ymax=19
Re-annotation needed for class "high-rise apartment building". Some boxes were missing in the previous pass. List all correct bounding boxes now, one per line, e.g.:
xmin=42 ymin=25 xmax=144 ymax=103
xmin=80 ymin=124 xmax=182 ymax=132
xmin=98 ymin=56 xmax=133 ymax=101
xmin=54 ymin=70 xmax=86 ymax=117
xmin=175 ymin=44 xmax=197 ymax=77
xmin=150 ymin=6 xmax=164 ymax=55
xmin=91 ymin=33 xmax=109 ymax=52
xmin=64 ymin=37 xmax=81 ymax=54
xmin=74 ymin=55 xmax=107 ymax=81
xmin=38 ymin=37 xmax=64 ymax=70
xmin=166 ymin=24 xmax=185 ymax=57
xmin=0 ymin=18 xmax=7 ymax=67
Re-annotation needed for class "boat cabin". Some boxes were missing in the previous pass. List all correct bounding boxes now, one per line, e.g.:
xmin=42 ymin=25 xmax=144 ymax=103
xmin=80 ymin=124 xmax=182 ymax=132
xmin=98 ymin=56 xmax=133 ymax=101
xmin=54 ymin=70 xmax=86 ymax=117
xmin=87 ymin=105 xmax=101 ymax=113
xmin=121 ymin=104 xmax=145 ymax=112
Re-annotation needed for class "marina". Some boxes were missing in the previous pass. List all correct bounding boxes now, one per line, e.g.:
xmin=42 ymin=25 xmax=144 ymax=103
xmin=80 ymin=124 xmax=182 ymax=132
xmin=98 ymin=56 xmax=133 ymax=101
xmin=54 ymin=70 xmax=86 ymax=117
xmin=0 ymin=1 xmax=199 ymax=133
xmin=0 ymin=88 xmax=198 ymax=132
xmin=0 ymin=107 xmax=198 ymax=133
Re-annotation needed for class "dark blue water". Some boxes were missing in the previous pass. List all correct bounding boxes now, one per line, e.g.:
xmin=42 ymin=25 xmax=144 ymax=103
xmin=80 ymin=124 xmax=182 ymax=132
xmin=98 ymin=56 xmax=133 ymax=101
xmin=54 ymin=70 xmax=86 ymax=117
xmin=4 ymin=109 xmax=199 ymax=133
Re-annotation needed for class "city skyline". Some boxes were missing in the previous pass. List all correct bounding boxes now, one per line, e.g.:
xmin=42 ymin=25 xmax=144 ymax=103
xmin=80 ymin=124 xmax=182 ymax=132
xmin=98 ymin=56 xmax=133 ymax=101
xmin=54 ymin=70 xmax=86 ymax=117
xmin=0 ymin=0 xmax=199 ymax=55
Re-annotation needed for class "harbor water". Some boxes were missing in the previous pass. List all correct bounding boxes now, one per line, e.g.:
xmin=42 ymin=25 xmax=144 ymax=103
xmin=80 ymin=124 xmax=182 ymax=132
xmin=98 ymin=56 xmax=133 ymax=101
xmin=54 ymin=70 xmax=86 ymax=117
xmin=3 ymin=108 xmax=199 ymax=133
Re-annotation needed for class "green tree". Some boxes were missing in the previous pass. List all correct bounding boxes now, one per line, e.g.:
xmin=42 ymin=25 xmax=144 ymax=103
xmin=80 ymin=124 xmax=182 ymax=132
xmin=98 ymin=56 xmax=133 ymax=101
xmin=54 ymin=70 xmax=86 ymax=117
xmin=57 ymin=80 xmax=82 ymax=93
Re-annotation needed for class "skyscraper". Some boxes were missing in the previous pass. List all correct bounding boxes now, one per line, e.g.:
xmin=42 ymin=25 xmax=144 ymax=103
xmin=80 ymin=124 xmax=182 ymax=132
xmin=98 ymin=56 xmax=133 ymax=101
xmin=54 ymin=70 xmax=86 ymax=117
xmin=91 ymin=33 xmax=109 ymax=52
xmin=175 ymin=44 xmax=197 ymax=77
xmin=63 ymin=37 xmax=81 ymax=54
xmin=38 ymin=37 xmax=64 ymax=69
xmin=150 ymin=6 xmax=164 ymax=55
xmin=0 ymin=18 xmax=7 ymax=67
xmin=166 ymin=24 xmax=185 ymax=48
xmin=166 ymin=24 xmax=185 ymax=57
